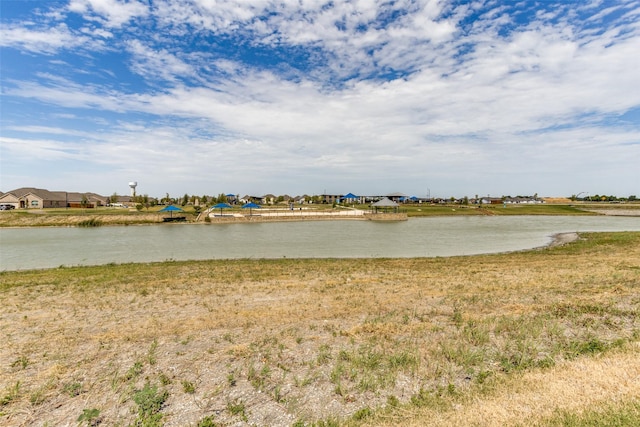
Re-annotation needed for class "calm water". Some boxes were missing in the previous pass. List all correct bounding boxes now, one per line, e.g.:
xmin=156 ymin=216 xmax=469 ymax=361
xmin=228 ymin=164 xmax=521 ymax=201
xmin=1 ymin=216 xmax=639 ymax=271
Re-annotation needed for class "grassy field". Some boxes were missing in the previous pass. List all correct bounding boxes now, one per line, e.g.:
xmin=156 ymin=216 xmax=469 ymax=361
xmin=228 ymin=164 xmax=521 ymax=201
xmin=1 ymin=232 xmax=639 ymax=426
xmin=403 ymin=203 xmax=597 ymax=216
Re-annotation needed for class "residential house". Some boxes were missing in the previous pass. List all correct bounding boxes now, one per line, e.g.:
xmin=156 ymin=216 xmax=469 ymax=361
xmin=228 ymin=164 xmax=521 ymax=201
xmin=0 ymin=187 xmax=108 ymax=209
xmin=321 ymin=194 xmax=342 ymax=204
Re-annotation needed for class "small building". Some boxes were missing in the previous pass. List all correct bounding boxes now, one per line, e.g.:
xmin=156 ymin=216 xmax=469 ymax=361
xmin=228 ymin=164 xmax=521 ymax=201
xmin=386 ymin=192 xmax=408 ymax=203
xmin=371 ymin=197 xmax=400 ymax=213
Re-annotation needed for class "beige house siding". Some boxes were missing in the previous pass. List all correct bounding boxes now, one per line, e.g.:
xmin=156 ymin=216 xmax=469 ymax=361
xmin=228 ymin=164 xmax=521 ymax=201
xmin=22 ymin=191 xmax=66 ymax=208
xmin=0 ymin=188 xmax=107 ymax=209
xmin=0 ymin=192 xmax=20 ymax=208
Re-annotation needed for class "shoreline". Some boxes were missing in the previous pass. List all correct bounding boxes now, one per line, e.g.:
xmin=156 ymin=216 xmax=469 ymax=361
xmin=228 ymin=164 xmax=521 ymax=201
xmin=549 ymin=232 xmax=580 ymax=247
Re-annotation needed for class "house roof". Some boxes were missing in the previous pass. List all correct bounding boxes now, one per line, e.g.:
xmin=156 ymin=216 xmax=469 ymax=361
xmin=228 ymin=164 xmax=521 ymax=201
xmin=1 ymin=188 xmax=108 ymax=203
xmin=5 ymin=187 xmax=66 ymax=201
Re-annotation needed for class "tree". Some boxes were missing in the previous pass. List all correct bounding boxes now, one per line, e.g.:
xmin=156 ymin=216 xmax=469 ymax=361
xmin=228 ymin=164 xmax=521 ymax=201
xmin=181 ymin=193 xmax=189 ymax=206
xmin=110 ymin=193 xmax=118 ymax=205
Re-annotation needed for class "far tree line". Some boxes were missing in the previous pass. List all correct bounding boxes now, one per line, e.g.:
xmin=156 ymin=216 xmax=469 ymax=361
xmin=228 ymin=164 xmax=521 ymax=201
xmin=111 ymin=192 xmax=638 ymax=213
xmin=570 ymin=194 xmax=637 ymax=202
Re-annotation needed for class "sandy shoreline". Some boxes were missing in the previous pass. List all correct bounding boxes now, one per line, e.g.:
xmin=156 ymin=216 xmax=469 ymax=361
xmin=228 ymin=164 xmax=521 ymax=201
xmin=550 ymin=232 xmax=580 ymax=247
xmin=581 ymin=209 xmax=640 ymax=217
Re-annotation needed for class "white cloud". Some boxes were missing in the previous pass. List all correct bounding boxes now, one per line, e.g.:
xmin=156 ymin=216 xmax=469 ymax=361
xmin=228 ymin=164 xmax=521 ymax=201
xmin=125 ymin=40 xmax=195 ymax=83
xmin=68 ymin=0 xmax=148 ymax=28
xmin=0 ymin=136 xmax=86 ymax=161
xmin=0 ymin=23 xmax=98 ymax=54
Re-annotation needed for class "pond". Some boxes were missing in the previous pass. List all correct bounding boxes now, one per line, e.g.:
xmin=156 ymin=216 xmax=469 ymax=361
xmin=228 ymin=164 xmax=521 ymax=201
xmin=1 ymin=216 xmax=639 ymax=271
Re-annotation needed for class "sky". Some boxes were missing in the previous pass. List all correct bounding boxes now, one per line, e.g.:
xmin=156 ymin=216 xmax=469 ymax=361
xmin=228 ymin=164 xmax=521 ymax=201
xmin=1 ymin=0 xmax=639 ymax=199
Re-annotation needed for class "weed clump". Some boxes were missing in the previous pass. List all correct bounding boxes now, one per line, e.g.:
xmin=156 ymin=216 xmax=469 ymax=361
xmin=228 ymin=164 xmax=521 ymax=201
xmin=131 ymin=383 xmax=168 ymax=426
xmin=78 ymin=217 xmax=103 ymax=227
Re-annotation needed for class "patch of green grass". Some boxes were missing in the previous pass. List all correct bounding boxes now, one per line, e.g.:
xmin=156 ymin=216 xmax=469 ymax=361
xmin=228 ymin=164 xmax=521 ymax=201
xmin=196 ymin=415 xmax=219 ymax=426
xmin=181 ymin=380 xmax=195 ymax=394
xmin=226 ymin=399 xmax=248 ymax=422
xmin=351 ymin=406 xmax=372 ymax=421
xmin=29 ymin=387 xmax=47 ymax=406
xmin=131 ymin=382 xmax=168 ymax=427
xmin=0 ymin=381 xmax=21 ymax=407
xmin=316 ymin=344 xmax=332 ymax=365
xmin=147 ymin=339 xmax=158 ymax=365
xmin=565 ymin=337 xmax=609 ymax=358
xmin=247 ymin=363 xmax=271 ymax=390
xmin=77 ymin=408 xmax=101 ymax=426
xmin=11 ymin=355 xmax=29 ymax=370
xmin=158 ymin=373 xmax=171 ymax=386
xmin=63 ymin=381 xmax=83 ymax=397
xmin=124 ymin=361 xmax=144 ymax=381
xmin=409 ymin=387 xmax=453 ymax=411
xmin=534 ymin=399 xmax=640 ymax=426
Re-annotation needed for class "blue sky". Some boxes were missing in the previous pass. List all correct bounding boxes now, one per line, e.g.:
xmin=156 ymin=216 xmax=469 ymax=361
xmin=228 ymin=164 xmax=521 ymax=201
xmin=1 ymin=0 xmax=639 ymax=199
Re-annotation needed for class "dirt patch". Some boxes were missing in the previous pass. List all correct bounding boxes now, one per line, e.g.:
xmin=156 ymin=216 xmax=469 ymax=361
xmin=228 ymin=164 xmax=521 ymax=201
xmin=549 ymin=232 xmax=580 ymax=247
xmin=581 ymin=209 xmax=640 ymax=217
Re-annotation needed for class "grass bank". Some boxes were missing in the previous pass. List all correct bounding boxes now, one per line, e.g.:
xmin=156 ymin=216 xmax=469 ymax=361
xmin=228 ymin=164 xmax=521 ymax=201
xmin=404 ymin=203 xmax=601 ymax=217
xmin=1 ymin=232 xmax=639 ymax=426
xmin=0 ymin=209 xmax=173 ymax=227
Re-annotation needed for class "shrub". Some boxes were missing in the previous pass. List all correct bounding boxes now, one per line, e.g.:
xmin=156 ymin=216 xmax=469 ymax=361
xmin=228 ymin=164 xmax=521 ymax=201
xmin=78 ymin=218 xmax=103 ymax=227
xmin=131 ymin=382 xmax=168 ymax=426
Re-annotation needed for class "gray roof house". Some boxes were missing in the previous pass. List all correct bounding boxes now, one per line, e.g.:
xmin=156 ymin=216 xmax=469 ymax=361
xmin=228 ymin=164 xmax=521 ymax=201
xmin=0 ymin=187 xmax=107 ymax=209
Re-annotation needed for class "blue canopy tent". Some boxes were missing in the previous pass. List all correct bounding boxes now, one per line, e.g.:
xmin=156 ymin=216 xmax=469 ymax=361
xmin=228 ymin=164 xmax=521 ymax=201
xmin=211 ymin=202 xmax=232 ymax=216
xmin=159 ymin=205 xmax=185 ymax=221
xmin=342 ymin=192 xmax=359 ymax=204
xmin=242 ymin=202 xmax=261 ymax=216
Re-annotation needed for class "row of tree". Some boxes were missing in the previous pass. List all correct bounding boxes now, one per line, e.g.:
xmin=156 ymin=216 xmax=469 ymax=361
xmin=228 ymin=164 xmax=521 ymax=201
xmin=109 ymin=192 xmax=638 ymax=211
xmin=570 ymin=195 xmax=637 ymax=202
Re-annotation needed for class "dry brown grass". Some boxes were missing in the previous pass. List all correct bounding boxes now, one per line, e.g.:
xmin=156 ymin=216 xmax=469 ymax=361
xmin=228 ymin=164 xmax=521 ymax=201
xmin=0 ymin=211 xmax=165 ymax=227
xmin=371 ymin=344 xmax=640 ymax=426
xmin=1 ymin=232 xmax=639 ymax=426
